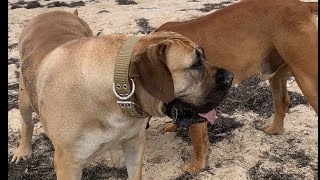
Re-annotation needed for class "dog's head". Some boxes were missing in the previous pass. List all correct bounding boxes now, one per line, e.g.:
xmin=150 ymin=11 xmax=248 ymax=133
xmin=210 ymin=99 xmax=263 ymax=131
xmin=130 ymin=32 xmax=233 ymax=125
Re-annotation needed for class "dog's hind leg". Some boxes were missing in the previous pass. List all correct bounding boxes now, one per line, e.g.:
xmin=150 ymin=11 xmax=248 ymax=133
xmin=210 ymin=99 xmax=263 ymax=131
xmin=262 ymin=65 xmax=289 ymax=134
xmin=289 ymin=19 xmax=318 ymax=114
xmin=289 ymin=62 xmax=318 ymax=115
xmin=11 ymin=72 xmax=34 ymax=163
xmin=294 ymin=72 xmax=318 ymax=114
xmin=274 ymin=15 xmax=318 ymax=115
xmin=121 ymin=129 xmax=147 ymax=180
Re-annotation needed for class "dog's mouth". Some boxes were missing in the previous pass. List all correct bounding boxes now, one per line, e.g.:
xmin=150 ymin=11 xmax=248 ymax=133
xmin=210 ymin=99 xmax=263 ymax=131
xmin=198 ymin=109 xmax=217 ymax=125
xmin=164 ymin=99 xmax=219 ymax=128
xmin=163 ymin=68 xmax=233 ymax=128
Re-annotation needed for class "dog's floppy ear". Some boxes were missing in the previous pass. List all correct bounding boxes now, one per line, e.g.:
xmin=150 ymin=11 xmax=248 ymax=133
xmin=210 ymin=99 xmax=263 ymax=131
xmin=130 ymin=41 xmax=174 ymax=103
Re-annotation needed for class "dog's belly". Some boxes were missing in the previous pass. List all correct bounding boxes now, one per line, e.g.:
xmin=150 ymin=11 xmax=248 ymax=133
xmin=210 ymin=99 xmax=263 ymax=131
xmin=205 ymin=52 xmax=266 ymax=85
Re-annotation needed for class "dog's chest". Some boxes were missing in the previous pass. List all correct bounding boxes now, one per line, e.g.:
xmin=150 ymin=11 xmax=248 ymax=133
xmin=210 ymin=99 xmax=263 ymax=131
xmin=101 ymin=113 xmax=149 ymax=142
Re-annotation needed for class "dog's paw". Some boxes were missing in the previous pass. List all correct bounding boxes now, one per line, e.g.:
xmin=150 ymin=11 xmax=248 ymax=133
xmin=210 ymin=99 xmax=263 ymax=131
xmin=162 ymin=121 xmax=177 ymax=134
xmin=10 ymin=145 xmax=32 ymax=164
xmin=261 ymin=122 xmax=284 ymax=135
xmin=183 ymin=160 xmax=205 ymax=175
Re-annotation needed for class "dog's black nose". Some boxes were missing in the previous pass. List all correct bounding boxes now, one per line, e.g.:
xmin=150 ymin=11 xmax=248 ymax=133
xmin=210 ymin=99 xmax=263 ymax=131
xmin=223 ymin=71 xmax=233 ymax=87
xmin=216 ymin=68 xmax=234 ymax=88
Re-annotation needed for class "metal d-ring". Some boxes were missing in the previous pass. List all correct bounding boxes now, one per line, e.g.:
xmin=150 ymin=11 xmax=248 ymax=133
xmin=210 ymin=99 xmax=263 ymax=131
xmin=112 ymin=78 xmax=135 ymax=100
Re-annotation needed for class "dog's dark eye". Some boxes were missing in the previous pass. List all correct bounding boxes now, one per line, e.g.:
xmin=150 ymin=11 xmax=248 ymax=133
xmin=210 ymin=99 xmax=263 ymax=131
xmin=190 ymin=58 xmax=202 ymax=69
xmin=190 ymin=48 xmax=203 ymax=69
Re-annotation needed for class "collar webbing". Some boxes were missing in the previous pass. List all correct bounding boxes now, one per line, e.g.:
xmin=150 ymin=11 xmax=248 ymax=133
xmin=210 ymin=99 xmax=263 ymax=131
xmin=113 ymin=36 xmax=149 ymax=118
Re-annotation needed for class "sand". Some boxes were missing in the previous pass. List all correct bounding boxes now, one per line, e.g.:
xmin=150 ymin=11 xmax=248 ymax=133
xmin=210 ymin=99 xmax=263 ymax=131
xmin=8 ymin=0 xmax=318 ymax=179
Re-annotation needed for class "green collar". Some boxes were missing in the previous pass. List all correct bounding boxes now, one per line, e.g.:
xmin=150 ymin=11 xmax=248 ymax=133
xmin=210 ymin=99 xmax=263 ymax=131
xmin=113 ymin=36 xmax=149 ymax=118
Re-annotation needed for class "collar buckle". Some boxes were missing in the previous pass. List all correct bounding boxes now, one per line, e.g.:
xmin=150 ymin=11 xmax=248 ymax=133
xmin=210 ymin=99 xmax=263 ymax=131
xmin=112 ymin=78 xmax=135 ymax=100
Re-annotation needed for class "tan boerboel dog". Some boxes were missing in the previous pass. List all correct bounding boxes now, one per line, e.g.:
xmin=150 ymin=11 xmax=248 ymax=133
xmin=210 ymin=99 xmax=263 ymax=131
xmin=11 ymin=10 xmax=234 ymax=179
xmin=157 ymin=0 xmax=318 ymax=175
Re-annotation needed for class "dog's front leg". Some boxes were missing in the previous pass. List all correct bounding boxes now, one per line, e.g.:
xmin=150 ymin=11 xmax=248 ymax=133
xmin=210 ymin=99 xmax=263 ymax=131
xmin=262 ymin=65 xmax=289 ymax=134
xmin=184 ymin=122 xmax=208 ymax=175
xmin=11 ymin=73 xmax=34 ymax=163
xmin=121 ymin=129 xmax=147 ymax=180
xmin=54 ymin=148 xmax=84 ymax=180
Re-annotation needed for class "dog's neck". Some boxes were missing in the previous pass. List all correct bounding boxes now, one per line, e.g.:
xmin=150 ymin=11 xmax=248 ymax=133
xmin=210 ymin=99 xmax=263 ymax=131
xmin=133 ymin=81 xmax=166 ymax=117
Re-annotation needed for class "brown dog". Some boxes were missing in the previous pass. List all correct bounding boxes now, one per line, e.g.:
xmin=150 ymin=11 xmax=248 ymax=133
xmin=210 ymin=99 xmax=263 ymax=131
xmin=11 ymin=10 xmax=233 ymax=179
xmin=157 ymin=0 xmax=318 ymax=175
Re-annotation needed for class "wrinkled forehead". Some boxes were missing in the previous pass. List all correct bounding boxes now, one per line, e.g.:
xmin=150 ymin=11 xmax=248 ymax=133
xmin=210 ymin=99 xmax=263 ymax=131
xmin=154 ymin=31 xmax=199 ymax=51
xmin=165 ymin=38 xmax=198 ymax=71
xmin=171 ymin=37 xmax=198 ymax=50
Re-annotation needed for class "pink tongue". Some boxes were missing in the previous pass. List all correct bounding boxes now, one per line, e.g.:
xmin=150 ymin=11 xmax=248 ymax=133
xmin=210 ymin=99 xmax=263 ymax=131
xmin=198 ymin=109 xmax=217 ymax=125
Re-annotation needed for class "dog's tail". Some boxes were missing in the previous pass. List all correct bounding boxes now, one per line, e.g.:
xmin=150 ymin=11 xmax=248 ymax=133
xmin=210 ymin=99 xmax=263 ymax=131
xmin=304 ymin=2 xmax=318 ymax=15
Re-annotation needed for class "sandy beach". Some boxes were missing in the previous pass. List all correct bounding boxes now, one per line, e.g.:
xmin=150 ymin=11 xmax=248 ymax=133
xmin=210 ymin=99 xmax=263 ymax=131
xmin=8 ymin=0 xmax=318 ymax=179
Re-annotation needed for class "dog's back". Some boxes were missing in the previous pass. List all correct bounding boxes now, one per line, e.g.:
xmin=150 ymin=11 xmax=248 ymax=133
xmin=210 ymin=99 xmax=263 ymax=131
xmin=19 ymin=10 xmax=92 ymax=64
xmin=19 ymin=10 xmax=93 ymax=113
